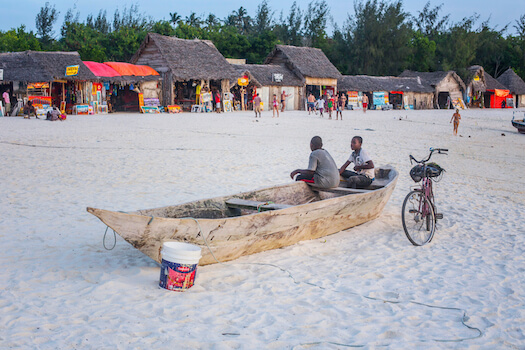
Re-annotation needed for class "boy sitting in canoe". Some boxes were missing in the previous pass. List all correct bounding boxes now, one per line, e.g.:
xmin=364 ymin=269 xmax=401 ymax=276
xmin=290 ymin=136 xmax=340 ymax=189
xmin=339 ymin=136 xmax=375 ymax=189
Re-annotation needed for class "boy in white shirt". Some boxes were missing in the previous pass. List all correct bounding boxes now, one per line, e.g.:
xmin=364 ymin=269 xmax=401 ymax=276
xmin=339 ymin=136 xmax=375 ymax=189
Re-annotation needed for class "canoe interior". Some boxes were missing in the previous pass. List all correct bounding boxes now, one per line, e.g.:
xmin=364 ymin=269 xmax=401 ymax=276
xmin=135 ymin=167 xmax=397 ymax=220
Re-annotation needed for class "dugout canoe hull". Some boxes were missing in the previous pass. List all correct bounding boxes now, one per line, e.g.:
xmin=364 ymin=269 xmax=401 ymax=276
xmin=87 ymin=167 xmax=398 ymax=265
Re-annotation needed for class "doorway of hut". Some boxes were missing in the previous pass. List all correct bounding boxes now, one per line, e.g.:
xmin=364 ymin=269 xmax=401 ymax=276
xmin=112 ymin=85 xmax=139 ymax=112
xmin=306 ymin=85 xmax=321 ymax=99
xmin=437 ymin=92 xmax=450 ymax=109
xmin=389 ymin=92 xmax=404 ymax=109
xmin=231 ymin=84 xmax=257 ymax=111
xmin=51 ymin=81 xmax=82 ymax=113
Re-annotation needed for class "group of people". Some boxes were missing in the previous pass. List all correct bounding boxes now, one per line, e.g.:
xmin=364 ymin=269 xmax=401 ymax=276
xmin=291 ymin=135 xmax=375 ymax=190
xmin=307 ymin=93 xmax=347 ymax=120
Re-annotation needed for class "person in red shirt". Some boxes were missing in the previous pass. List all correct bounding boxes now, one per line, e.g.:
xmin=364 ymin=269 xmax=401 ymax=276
xmin=214 ymin=90 xmax=222 ymax=113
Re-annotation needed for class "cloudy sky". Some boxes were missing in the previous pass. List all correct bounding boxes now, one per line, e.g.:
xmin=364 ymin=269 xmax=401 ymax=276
xmin=2 ymin=0 xmax=524 ymax=36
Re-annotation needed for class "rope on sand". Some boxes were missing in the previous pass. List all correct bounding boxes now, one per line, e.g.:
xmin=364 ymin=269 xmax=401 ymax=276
xmin=102 ymin=226 xmax=116 ymax=250
xmin=188 ymin=216 xmax=483 ymax=346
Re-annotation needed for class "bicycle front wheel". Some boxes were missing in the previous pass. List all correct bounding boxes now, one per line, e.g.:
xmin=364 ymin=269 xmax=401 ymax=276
xmin=401 ymin=190 xmax=436 ymax=246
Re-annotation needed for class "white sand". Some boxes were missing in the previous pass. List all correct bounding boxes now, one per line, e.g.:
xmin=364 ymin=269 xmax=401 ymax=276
xmin=0 ymin=108 xmax=524 ymax=349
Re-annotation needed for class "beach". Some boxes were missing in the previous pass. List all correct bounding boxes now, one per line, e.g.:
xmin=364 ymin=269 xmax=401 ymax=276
xmin=0 ymin=109 xmax=524 ymax=349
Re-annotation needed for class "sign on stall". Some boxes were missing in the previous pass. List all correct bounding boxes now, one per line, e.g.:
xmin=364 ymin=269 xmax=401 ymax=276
xmin=0 ymin=69 xmax=3 ymax=81
xmin=65 ymin=65 xmax=79 ymax=76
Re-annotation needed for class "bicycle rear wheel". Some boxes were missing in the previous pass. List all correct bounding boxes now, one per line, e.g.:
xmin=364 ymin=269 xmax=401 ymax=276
xmin=401 ymin=190 xmax=436 ymax=246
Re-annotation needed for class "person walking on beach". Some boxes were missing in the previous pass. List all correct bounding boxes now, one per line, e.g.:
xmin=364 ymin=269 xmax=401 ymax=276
xmin=290 ymin=136 xmax=340 ymax=189
xmin=339 ymin=136 xmax=375 ymax=189
xmin=253 ymin=93 xmax=262 ymax=118
xmin=362 ymin=94 xmax=369 ymax=113
xmin=281 ymin=90 xmax=290 ymax=112
xmin=450 ymin=109 xmax=461 ymax=135
xmin=336 ymin=94 xmax=343 ymax=120
xmin=327 ymin=95 xmax=334 ymax=119
xmin=317 ymin=96 xmax=325 ymax=117
xmin=272 ymin=94 xmax=279 ymax=118
xmin=2 ymin=89 xmax=11 ymax=116
xmin=307 ymin=93 xmax=315 ymax=115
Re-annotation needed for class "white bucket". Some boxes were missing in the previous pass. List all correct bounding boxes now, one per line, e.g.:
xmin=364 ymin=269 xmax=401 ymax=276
xmin=159 ymin=242 xmax=202 ymax=292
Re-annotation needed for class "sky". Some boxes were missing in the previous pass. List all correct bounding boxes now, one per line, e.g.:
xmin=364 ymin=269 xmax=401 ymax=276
xmin=2 ymin=0 xmax=524 ymax=36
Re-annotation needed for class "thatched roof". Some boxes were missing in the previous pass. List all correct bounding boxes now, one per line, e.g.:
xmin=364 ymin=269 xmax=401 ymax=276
xmin=232 ymin=64 xmax=304 ymax=87
xmin=399 ymin=70 xmax=466 ymax=90
xmin=338 ymin=75 xmax=433 ymax=93
xmin=497 ymin=68 xmax=525 ymax=94
xmin=264 ymin=44 xmax=341 ymax=80
xmin=130 ymin=33 xmax=237 ymax=82
xmin=0 ymin=51 xmax=96 ymax=82
xmin=460 ymin=65 xmax=486 ymax=92
xmin=484 ymin=72 xmax=508 ymax=90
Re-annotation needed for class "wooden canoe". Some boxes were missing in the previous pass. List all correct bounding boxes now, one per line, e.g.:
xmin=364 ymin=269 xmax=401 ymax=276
xmin=87 ymin=166 xmax=398 ymax=265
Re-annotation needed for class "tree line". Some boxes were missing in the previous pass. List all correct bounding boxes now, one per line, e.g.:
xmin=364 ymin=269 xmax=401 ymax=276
xmin=1 ymin=1 xmax=525 ymax=79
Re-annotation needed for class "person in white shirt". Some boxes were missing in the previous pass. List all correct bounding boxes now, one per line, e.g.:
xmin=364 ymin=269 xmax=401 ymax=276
xmin=339 ymin=136 xmax=375 ymax=189
xmin=317 ymin=96 xmax=325 ymax=117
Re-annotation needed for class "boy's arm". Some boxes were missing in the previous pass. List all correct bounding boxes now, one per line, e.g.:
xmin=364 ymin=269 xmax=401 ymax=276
xmin=339 ymin=160 xmax=351 ymax=174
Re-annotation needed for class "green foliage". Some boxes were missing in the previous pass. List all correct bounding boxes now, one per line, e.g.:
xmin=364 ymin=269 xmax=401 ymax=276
xmin=0 ymin=26 xmax=41 ymax=52
xmin=0 ymin=1 xmax=524 ymax=82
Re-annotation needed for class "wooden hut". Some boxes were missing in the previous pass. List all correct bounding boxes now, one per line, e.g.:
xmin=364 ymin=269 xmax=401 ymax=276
xmin=0 ymin=50 xmax=96 ymax=114
xmin=231 ymin=64 xmax=304 ymax=111
xmin=399 ymin=70 xmax=466 ymax=109
xmin=460 ymin=65 xmax=487 ymax=108
xmin=338 ymin=75 xmax=434 ymax=110
xmin=130 ymin=33 xmax=237 ymax=110
xmin=264 ymin=44 xmax=341 ymax=109
xmin=484 ymin=72 xmax=511 ymax=108
xmin=497 ymin=68 xmax=525 ymax=108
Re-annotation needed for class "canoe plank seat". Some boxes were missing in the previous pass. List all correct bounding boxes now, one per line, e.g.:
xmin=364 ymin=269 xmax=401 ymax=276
xmin=225 ymin=198 xmax=292 ymax=211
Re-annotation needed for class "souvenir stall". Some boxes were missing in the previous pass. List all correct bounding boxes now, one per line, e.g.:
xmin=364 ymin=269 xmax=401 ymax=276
xmin=388 ymin=91 xmax=404 ymax=109
xmin=346 ymin=91 xmax=360 ymax=109
xmin=372 ymin=91 xmax=389 ymax=109
xmin=485 ymin=89 xmax=512 ymax=108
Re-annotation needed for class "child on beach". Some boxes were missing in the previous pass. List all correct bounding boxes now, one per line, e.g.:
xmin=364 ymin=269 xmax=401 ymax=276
xmin=450 ymin=109 xmax=461 ymax=135
xmin=327 ymin=95 xmax=334 ymax=119
xmin=336 ymin=95 xmax=343 ymax=120
xmin=339 ymin=136 xmax=375 ymax=189
xmin=317 ymin=96 xmax=325 ymax=117
xmin=272 ymin=94 xmax=279 ymax=118
xmin=253 ymin=93 xmax=262 ymax=118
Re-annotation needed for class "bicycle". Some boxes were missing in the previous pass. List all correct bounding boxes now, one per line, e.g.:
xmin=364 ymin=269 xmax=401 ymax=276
xmin=401 ymin=148 xmax=448 ymax=246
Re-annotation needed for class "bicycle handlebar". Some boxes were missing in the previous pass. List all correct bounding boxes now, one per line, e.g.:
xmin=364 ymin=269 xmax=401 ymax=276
xmin=409 ymin=148 xmax=448 ymax=164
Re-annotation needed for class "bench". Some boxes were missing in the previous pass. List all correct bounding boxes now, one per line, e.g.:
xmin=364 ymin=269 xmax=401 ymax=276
xmin=225 ymin=198 xmax=292 ymax=211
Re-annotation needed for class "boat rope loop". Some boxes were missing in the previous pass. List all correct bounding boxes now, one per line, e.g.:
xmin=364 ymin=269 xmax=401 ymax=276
xmin=185 ymin=216 xmax=482 ymax=346
xmin=103 ymin=226 xmax=117 ymax=250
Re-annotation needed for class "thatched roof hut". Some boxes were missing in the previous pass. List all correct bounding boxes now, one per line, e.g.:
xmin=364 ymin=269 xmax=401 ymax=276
xmin=399 ymin=70 xmax=466 ymax=108
xmin=264 ymin=44 xmax=341 ymax=87
xmin=484 ymin=72 xmax=508 ymax=90
xmin=232 ymin=64 xmax=303 ymax=87
xmin=460 ymin=65 xmax=487 ymax=93
xmin=497 ymin=68 xmax=525 ymax=107
xmin=338 ymin=75 xmax=433 ymax=93
xmin=496 ymin=68 xmax=525 ymax=94
xmin=131 ymin=33 xmax=236 ymax=81
xmin=0 ymin=51 xmax=96 ymax=83
xmin=130 ymin=33 xmax=237 ymax=106
xmin=399 ymin=70 xmax=466 ymax=90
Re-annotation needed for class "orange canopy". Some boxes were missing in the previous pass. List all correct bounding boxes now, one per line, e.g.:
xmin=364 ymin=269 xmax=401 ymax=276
xmin=103 ymin=62 xmax=159 ymax=76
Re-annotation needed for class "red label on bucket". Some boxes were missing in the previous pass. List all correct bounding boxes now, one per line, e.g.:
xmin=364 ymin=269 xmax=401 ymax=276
xmin=159 ymin=259 xmax=197 ymax=291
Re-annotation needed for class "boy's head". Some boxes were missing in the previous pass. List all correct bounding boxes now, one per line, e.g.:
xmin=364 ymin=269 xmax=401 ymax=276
xmin=310 ymin=136 xmax=323 ymax=151
xmin=351 ymin=136 xmax=363 ymax=151
xmin=456 ymin=108 xmax=459 ymax=113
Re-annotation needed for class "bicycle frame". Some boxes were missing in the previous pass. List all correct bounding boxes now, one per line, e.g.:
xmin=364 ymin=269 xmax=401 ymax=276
xmin=419 ymin=175 xmax=435 ymax=219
